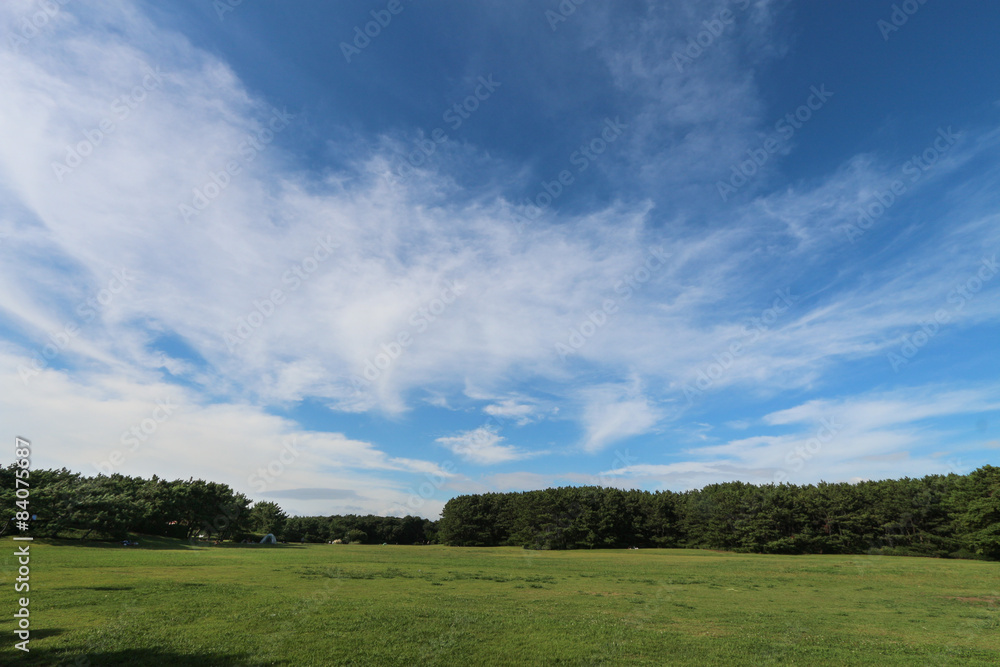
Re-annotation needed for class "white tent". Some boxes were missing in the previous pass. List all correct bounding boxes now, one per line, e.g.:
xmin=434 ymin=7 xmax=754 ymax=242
xmin=260 ymin=533 xmax=277 ymax=544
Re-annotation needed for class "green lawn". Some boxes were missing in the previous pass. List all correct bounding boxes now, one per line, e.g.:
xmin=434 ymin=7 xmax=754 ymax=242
xmin=1 ymin=537 xmax=997 ymax=665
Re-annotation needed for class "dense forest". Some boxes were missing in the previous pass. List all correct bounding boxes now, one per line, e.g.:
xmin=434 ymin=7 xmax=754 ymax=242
xmin=3 ymin=465 xmax=997 ymax=560
xmin=0 ymin=466 xmax=436 ymax=544
xmin=439 ymin=466 xmax=1000 ymax=560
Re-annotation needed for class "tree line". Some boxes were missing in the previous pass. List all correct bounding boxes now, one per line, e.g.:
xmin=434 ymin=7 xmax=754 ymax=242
xmin=0 ymin=467 xmax=436 ymax=544
xmin=438 ymin=466 xmax=1000 ymax=560
xmin=5 ymin=465 xmax=996 ymax=559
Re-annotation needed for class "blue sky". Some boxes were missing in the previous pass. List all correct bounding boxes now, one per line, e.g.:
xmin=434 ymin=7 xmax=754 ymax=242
xmin=1 ymin=0 xmax=998 ymax=518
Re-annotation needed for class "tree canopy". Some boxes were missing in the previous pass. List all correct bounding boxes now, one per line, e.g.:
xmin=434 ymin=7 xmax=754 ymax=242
xmin=438 ymin=466 xmax=1000 ymax=560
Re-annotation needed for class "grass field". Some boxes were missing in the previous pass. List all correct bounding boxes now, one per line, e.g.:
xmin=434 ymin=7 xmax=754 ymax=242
xmin=1 ymin=536 xmax=998 ymax=666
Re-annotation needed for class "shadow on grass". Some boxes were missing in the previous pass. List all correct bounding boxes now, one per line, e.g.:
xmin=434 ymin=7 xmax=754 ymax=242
xmin=12 ymin=536 xmax=200 ymax=550
xmin=10 ymin=646 xmax=280 ymax=666
xmin=3 ymin=535 xmax=305 ymax=551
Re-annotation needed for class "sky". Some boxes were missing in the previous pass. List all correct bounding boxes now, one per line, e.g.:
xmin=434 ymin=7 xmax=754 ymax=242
xmin=1 ymin=0 xmax=998 ymax=519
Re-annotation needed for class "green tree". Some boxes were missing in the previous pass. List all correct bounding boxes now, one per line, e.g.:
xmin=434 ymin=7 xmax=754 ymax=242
xmin=950 ymin=465 xmax=1000 ymax=558
xmin=248 ymin=501 xmax=288 ymax=536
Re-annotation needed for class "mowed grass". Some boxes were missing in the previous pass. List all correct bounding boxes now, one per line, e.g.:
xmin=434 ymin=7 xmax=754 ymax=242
xmin=1 ymin=537 xmax=998 ymax=665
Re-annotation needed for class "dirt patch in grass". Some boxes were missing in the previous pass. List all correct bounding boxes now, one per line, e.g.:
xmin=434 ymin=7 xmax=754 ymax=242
xmin=949 ymin=596 xmax=998 ymax=607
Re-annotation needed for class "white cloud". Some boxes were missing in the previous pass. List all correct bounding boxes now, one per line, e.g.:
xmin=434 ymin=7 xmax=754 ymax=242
xmin=483 ymin=398 xmax=540 ymax=425
xmin=2 ymin=1 xmax=998 ymax=431
xmin=579 ymin=381 xmax=662 ymax=453
xmin=601 ymin=383 xmax=1000 ymax=488
xmin=0 ymin=346 xmax=451 ymax=517
xmin=763 ymin=387 xmax=1000 ymax=432
xmin=435 ymin=427 xmax=532 ymax=465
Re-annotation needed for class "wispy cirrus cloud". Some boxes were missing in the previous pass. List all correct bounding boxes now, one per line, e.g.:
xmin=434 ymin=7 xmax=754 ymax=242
xmin=603 ymin=383 xmax=1000 ymax=489
xmin=578 ymin=380 xmax=663 ymax=453
xmin=483 ymin=398 xmax=541 ymax=425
